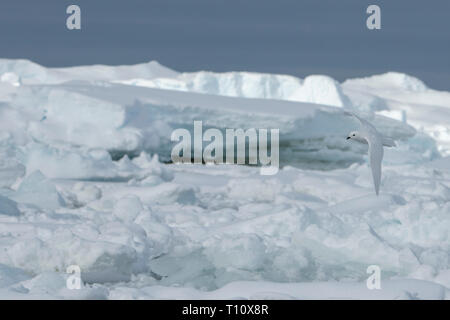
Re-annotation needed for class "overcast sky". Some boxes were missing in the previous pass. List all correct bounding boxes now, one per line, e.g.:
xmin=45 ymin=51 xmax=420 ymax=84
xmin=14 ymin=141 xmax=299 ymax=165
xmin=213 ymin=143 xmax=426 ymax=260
xmin=1 ymin=0 xmax=449 ymax=90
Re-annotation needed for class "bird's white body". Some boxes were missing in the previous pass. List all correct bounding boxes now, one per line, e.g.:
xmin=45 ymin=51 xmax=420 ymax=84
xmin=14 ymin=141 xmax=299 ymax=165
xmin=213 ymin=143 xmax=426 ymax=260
xmin=345 ymin=112 xmax=396 ymax=195
xmin=347 ymin=131 xmax=396 ymax=148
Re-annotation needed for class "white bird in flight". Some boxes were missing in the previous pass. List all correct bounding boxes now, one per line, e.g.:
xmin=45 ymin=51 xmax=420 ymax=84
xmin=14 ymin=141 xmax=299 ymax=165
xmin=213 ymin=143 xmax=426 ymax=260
xmin=345 ymin=112 xmax=396 ymax=196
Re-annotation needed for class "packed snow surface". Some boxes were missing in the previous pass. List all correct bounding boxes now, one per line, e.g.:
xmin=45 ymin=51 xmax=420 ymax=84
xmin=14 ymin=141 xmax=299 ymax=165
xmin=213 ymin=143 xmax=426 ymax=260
xmin=0 ymin=59 xmax=449 ymax=299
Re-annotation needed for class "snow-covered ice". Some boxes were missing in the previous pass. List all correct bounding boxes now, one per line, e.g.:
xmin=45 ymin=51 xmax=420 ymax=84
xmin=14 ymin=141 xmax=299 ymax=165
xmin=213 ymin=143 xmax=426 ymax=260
xmin=0 ymin=59 xmax=448 ymax=299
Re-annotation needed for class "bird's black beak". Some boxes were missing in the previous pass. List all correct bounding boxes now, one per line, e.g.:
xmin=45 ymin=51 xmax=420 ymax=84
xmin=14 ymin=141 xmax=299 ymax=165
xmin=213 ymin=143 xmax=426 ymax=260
xmin=346 ymin=137 xmax=350 ymax=140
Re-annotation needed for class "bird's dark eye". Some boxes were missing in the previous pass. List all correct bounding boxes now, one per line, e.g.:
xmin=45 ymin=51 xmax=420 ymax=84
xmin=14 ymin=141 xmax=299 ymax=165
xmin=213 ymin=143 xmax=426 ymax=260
xmin=353 ymin=134 xmax=355 ymax=136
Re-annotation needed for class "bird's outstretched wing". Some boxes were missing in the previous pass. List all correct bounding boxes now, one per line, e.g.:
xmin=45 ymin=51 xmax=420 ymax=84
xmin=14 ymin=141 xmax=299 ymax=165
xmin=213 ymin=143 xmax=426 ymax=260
xmin=345 ymin=111 xmax=384 ymax=195
xmin=367 ymin=135 xmax=383 ymax=195
xmin=343 ymin=111 xmax=377 ymax=134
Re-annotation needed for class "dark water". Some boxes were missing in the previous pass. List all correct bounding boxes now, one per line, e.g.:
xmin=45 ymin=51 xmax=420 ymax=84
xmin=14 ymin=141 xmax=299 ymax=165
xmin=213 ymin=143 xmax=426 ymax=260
xmin=0 ymin=0 xmax=449 ymax=90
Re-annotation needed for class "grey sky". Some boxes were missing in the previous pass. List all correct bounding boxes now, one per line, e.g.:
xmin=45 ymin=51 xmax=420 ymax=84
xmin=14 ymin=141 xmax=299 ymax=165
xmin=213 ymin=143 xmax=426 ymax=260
xmin=1 ymin=0 xmax=449 ymax=90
